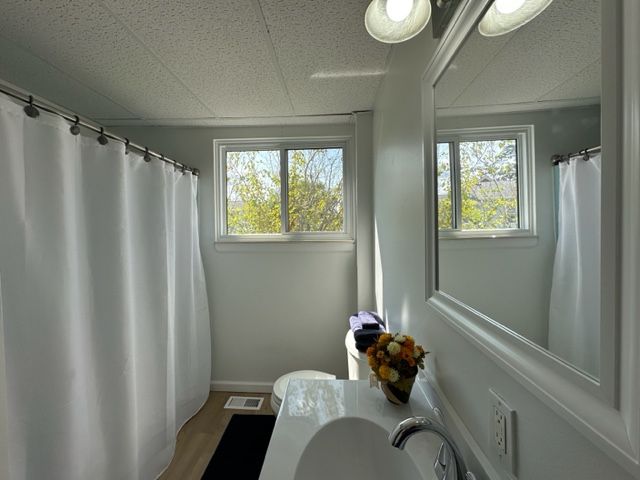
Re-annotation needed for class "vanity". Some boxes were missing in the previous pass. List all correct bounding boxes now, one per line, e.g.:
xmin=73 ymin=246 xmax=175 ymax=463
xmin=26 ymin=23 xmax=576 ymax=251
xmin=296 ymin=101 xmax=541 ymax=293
xmin=260 ymin=378 xmax=461 ymax=480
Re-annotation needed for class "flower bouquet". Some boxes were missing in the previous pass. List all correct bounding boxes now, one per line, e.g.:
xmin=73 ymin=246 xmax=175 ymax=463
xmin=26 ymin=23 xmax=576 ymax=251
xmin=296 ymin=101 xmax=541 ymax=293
xmin=367 ymin=333 xmax=427 ymax=404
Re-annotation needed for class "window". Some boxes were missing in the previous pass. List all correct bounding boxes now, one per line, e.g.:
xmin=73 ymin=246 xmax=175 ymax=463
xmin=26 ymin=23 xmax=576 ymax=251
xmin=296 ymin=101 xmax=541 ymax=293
xmin=215 ymin=137 xmax=353 ymax=242
xmin=436 ymin=126 xmax=534 ymax=238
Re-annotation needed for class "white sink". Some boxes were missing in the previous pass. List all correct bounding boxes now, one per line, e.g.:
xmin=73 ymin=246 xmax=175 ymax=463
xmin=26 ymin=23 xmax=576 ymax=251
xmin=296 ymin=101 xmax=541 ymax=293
xmin=259 ymin=379 xmax=442 ymax=480
xmin=294 ymin=417 xmax=421 ymax=480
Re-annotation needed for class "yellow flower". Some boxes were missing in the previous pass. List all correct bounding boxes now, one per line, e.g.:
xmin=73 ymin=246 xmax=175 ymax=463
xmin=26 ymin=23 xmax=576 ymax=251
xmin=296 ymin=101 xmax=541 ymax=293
xmin=378 ymin=365 xmax=391 ymax=380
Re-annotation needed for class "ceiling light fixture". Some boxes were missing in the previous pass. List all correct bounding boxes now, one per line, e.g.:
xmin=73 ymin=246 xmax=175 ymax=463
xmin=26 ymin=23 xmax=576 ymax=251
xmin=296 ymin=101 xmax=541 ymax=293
xmin=478 ymin=0 xmax=553 ymax=37
xmin=365 ymin=0 xmax=432 ymax=44
xmin=494 ymin=0 xmax=526 ymax=14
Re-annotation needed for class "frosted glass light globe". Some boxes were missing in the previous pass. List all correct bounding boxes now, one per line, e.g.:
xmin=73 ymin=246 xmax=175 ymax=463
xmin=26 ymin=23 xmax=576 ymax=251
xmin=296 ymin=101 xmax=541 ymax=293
xmin=495 ymin=0 xmax=526 ymax=14
xmin=365 ymin=0 xmax=431 ymax=44
xmin=386 ymin=0 xmax=414 ymax=22
xmin=478 ymin=0 xmax=554 ymax=37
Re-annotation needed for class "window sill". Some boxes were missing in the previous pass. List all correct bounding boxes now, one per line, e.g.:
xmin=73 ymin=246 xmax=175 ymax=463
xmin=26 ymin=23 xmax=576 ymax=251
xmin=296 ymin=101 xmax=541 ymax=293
xmin=438 ymin=231 xmax=538 ymax=249
xmin=214 ymin=234 xmax=355 ymax=252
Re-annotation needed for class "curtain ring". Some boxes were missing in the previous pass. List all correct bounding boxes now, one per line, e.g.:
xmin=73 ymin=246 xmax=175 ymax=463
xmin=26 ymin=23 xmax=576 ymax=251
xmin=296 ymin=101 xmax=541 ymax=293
xmin=24 ymin=95 xmax=40 ymax=118
xmin=143 ymin=147 xmax=152 ymax=162
xmin=97 ymin=127 xmax=108 ymax=145
xmin=124 ymin=138 xmax=130 ymax=154
xmin=70 ymin=116 xmax=81 ymax=136
xmin=582 ymin=149 xmax=589 ymax=161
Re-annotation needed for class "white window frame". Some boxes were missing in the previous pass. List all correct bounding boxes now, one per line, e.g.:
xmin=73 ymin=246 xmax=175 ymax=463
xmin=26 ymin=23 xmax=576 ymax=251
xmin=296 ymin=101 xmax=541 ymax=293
xmin=436 ymin=125 xmax=536 ymax=239
xmin=214 ymin=136 xmax=355 ymax=243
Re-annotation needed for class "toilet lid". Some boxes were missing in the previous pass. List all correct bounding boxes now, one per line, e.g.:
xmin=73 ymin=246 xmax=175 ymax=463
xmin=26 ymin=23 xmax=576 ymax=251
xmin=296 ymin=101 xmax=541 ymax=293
xmin=273 ymin=370 xmax=336 ymax=401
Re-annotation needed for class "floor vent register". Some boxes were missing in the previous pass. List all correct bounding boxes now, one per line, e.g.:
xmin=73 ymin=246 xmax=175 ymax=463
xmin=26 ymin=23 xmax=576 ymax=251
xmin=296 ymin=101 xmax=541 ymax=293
xmin=223 ymin=396 xmax=264 ymax=411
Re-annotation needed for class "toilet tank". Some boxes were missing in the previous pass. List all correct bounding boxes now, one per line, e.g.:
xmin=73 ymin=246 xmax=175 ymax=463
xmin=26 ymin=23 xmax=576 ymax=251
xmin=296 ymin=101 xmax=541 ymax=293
xmin=345 ymin=330 xmax=371 ymax=380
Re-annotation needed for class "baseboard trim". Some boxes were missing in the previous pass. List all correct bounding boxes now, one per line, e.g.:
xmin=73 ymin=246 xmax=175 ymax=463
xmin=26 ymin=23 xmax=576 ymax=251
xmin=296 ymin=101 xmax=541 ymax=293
xmin=210 ymin=380 xmax=273 ymax=394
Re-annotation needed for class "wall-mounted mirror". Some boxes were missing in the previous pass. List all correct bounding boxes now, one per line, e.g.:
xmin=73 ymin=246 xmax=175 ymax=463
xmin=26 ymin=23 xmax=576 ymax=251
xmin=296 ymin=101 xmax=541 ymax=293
xmin=434 ymin=0 xmax=601 ymax=378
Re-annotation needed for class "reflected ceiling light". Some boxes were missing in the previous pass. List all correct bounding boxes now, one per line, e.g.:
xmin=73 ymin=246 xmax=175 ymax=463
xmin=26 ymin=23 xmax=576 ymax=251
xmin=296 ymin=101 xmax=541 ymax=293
xmin=365 ymin=0 xmax=432 ymax=44
xmin=478 ymin=0 xmax=553 ymax=37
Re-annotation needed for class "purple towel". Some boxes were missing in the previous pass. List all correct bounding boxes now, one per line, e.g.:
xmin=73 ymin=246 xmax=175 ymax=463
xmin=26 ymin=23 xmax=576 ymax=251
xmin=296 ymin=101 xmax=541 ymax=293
xmin=349 ymin=312 xmax=385 ymax=354
xmin=357 ymin=311 xmax=384 ymax=329
xmin=349 ymin=311 xmax=384 ymax=331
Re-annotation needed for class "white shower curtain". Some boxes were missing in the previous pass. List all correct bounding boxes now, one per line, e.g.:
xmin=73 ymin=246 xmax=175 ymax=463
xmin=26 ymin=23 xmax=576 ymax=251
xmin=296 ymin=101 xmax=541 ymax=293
xmin=548 ymin=154 xmax=601 ymax=377
xmin=0 ymin=93 xmax=211 ymax=479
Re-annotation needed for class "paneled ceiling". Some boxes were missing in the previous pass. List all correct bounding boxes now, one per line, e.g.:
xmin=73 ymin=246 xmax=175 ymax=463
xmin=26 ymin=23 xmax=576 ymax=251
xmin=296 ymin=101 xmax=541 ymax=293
xmin=0 ymin=0 xmax=601 ymax=125
xmin=0 ymin=0 xmax=390 ymax=125
xmin=436 ymin=0 xmax=601 ymax=113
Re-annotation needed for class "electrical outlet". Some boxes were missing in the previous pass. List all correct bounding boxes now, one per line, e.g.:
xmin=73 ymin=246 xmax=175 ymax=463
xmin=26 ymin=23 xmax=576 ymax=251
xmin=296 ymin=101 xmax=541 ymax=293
xmin=493 ymin=405 xmax=507 ymax=455
xmin=489 ymin=389 xmax=516 ymax=477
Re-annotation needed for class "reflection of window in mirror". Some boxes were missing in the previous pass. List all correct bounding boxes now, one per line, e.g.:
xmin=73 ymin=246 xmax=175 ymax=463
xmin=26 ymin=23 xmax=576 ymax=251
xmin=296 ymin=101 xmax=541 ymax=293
xmin=433 ymin=0 xmax=601 ymax=379
xmin=436 ymin=126 xmax=533 ymax=238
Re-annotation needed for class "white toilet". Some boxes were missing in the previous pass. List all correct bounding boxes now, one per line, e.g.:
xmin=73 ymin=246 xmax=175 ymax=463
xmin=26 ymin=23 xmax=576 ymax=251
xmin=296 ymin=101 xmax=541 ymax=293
xmin=270 ymin=330 xmax=372 ymax=414
xmin=344 ymin=328 xmax=371 ymax=380
xmin=270 ymin=370 xmax=336 ymax=414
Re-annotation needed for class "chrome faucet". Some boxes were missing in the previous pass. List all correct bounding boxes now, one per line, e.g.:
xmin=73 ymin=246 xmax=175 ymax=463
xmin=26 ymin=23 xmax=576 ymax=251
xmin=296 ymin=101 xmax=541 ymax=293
xmin=389 ymin=416 xmax=476 ymax=480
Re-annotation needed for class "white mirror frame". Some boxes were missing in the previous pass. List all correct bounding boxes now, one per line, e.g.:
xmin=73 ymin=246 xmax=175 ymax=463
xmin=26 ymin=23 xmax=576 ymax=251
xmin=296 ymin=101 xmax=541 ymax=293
xmin=423 ymin=0 xmax=640 ymax=475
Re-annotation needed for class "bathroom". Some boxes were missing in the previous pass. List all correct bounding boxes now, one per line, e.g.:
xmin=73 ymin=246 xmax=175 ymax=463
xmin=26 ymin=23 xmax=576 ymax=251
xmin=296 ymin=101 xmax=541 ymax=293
xmin=0 ymin=0 xmax=638 ymax=479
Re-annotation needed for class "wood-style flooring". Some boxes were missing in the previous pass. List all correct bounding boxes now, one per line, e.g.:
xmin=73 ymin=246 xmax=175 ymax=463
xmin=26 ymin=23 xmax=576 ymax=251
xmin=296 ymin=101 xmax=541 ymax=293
xmin=158 ymin=391 xmax=274 ymax=480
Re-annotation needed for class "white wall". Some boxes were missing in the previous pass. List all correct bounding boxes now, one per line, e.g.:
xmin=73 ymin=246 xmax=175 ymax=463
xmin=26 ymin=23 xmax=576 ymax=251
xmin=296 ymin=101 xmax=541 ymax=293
xmin=0 ymin=279 xmax=8 ymax=480
xmin=438 ymin=106 xmax=601 ymax=347
xmin=113 ymin=119 xmax=373 ymax=389
xmin=372 ymin=26 xmax=633 ymax=480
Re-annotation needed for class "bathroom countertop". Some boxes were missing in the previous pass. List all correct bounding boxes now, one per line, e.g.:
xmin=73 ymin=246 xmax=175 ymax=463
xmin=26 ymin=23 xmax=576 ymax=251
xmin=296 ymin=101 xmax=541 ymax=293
xmin=259 ymin=379 xmax=443 ymax=480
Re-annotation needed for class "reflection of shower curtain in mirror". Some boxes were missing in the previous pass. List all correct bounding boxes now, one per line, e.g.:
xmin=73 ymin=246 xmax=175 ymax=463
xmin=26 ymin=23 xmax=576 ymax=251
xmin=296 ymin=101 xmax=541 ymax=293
xmin=548 ymin=154 xmax=601 ymax=377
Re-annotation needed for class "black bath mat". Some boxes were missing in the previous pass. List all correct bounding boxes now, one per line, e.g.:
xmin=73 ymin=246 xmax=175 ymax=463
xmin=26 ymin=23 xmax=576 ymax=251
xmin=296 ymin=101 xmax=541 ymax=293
xmin=201 ymin=414 xmax=276 ymax=479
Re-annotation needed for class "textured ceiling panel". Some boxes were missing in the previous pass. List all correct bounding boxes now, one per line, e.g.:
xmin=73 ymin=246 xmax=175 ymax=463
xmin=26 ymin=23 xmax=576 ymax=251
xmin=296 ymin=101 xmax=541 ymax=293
xmin=260 ymin=0 xmax=390 ymax=115
xmin=0 ymin=0 xmax=212 ymax=119
xmin=437 ymin=0 xmax=600 ymax=110
xmin=435 ymin=30 xmax=514 ymax=108
xmin=102 ymin=0 xmax=293 ymax=118
xmin=0 ymin=37 xmax=134 ymax=119
xmin=1 ymin=0 xmax=596 ymax=123
xmin=539 ymin=58 xmax=601 ymax=102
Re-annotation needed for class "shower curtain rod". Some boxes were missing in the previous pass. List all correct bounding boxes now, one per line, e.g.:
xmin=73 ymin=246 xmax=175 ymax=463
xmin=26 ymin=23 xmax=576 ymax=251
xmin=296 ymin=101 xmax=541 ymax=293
xmin=551 ymin=145 xmax=601 ymax=166
xmin=0 ymin=85 xmax=199 ymax=176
